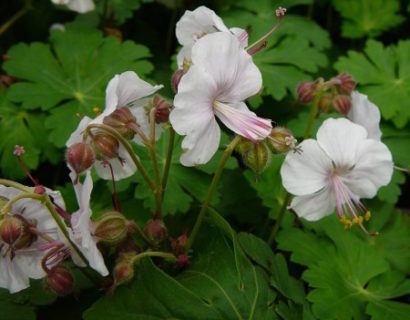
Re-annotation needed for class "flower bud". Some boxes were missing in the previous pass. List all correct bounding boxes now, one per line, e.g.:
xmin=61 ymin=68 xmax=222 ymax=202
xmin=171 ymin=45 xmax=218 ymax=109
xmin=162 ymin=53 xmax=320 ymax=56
xmin=334 ymin=73 xmax=356 ymax=95
xmin=267 ymin=127 xmax=296 ymax=154
xmin=65 ymin=142 xmax=95 ymax=174
xmin=0 ymin=215 xmax=36 ymax=249
xmin=332 ymin=95 xmax=351 ymax=115
xmin=113 ymin=252 xmax=136 ymax=287
xmin=103 ymin=107 xmax=136 ymax=140
xmin=44 ymin=265 xmax=73 ymax=296
xmin=176 ymin=254 xmax=189 ymax=267
xmin=297 ymin=81 xmax=317 ymax=104
xmin=91 ymin=133 xmax=119 ymax=160
xmin=171 ymin=69 xmax=185 ymax=93
xmin=241 ymin=142 xmax=271 ymax=174
xmin=318 ymin=94 xmax=333 ymax=112
xmin=144 ymin=218 xmax=168 ymax=243
xmin=94 ymin=211 xmax=128 ymax=245
xmin=115 ymin=237 xmax=141 ymax=257
xmin=153 ymin=96 xmax=171 ymax=123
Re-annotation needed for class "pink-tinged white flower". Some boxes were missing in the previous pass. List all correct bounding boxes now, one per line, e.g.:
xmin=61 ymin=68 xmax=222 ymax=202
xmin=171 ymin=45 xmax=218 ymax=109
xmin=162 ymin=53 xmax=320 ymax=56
xmin=347 ymin=91 xmax=382 ymax=141
xmin=280 ymin=118 xmax=393 ymax=231
xmin=66 ymin=71 xmax=163 ymax=180
xmin=0 ymin=186 xmax=65 ymax=293
xmin=68 ymin=171 xmax=108 ymax=276
xmin=170 ymin=32 xmax=272 ymax=166
xmin=175 ymin=6 xmax=248 ymax=68
xmin=51 ymin=0 xmax=95 ymax=13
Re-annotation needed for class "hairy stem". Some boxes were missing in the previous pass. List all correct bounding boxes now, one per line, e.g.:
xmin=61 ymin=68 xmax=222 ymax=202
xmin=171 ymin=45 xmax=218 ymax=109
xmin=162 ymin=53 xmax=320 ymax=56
xmin=161 ymin=127 xmax=175 ymax=193
xmin=0 ymin=0 xmax=32 ymax=37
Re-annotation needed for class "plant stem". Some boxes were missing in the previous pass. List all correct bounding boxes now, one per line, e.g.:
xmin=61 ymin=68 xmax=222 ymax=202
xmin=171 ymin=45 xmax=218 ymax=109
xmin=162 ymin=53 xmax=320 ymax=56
xmin=186 ymin=135 xmax=241 ymax=249
xmin=132 ymin=222 xmax=158 ymax=248
xmin=0 ymin=0 xmax=32 ymax=37
xmin=268 ymin=95 xmax=321 ymax=245
xmin=131 ymin=251 xmax=176 ymax=265
xmin=86 ymin=124 xmax=156 ymax=192
xmin=149 ymin=111 xmax=163 ymax=216
xmin=161 ymin=127 xmax=175 ymax=192
xmin=0 ymin=179 xmax=33 ymax=193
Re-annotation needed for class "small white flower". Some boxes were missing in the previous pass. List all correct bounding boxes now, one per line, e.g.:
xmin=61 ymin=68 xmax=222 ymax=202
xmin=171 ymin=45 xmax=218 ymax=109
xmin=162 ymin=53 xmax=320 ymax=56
xmin=170 ymin=32 xmax=272 ymax=166
xmin=0 ymin=186 xmax=64 ymax=293
xmin=66 ymin=71 xmax=163 ymax=180
xmin=51 ymin=0 xmax=95 ymax=13
xmin=176 ymin=6 xmax=248 ymax=68
xmin=347 ymin=91 xmax=382 ymax=140
xmin=68 ymin=171 xmax=108 ymax=276
xmin=280 ymin=118 xmax=393 ymax=228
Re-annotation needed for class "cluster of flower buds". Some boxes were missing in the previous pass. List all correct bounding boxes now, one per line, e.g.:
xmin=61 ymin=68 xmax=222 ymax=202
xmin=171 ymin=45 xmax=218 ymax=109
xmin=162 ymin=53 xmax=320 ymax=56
xmin=170 ymin=230 xmax=189 ymax=267
xmin=296 ymin=73 xmax=356 ymax=115
xmin=93 ymin=211 xmax=136 ymax=246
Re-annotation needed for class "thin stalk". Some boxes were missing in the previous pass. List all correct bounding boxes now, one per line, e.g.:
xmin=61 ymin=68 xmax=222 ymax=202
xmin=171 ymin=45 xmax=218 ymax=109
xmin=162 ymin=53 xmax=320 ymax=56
xmin=86 ymin=124 xmax=156 ymax=192
xmin=186 ymin=136 xmax=242 ymax=249
xmin=131 ymin=250 xmax=176 ymax=265
xmin=0 ymin=179 xmax=33 ymax=193
xmin=132 ymin=223 xmax=158 ymax=248
xmin=268 ymin=95 xmax=321 ymax=245
xmin=0 ymin=0 xmax=32 ymax=37
xmin=149 ymin=111 xmax=163 ymax=216
xmin=161 ymin=127 xmax=175 ymax=192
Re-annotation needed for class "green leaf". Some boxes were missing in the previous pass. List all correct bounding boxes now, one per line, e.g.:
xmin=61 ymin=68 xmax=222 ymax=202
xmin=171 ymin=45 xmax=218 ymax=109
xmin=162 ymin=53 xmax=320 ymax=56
xmin=0 ymin=94 xmax=58 ymax=179
xmin=96 ymin=0 xmax=153 ymax=24
xmin=377 ymin=170 xmax=405 ymax=204
xmin=286 ymin=111 xmax=341 ymax=138
xmin=84 ymin=225 xmax=277 ymax=319
xmin=3 ymin=21 xmax=154 ymax=147
xmin=334 ymin=40 xmax=410 ymax=128
xmin=332 ymin=0 xmax=405 ymax=38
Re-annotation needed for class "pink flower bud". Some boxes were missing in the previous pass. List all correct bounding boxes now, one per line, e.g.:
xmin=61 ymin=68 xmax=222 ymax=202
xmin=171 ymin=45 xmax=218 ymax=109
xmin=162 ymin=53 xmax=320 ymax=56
xmin=144 ymin=218 xmax=168 ymax=243
xmin=91 ymin=134 xmax=119 ymax=160
xmin=237 ymin=140 xmax=271 ymax=174
xmin=94 ymin=211 xmax=128 ymax=246
xmin=103 ymin=107 xmax=136 ymax=140
xmin=333 ymin=95 xmax=351 ymax=115
xmin=334 ymin=73 xmax=356 ymax=95
xmin=171 ymin=69 xmax=185 ymax=93
xmin=113 ymin=253 xmax=136 ymax=286
xmin=268 ymin=127 xmax=296 ymax=154
xmin=297 ymin=81 xmax=317 ymax=104
xmin=65 ymin=142 xmax=95 ymax=174
xmin=44 ymin=265 xmax=73 ymax=296
xmin=176 ymin=254 xmax=189 ymax=267
xmin=0 ymin=215 xmax=36 ymax=249
xmin=153 ymin=95 xmax=171 ymax=123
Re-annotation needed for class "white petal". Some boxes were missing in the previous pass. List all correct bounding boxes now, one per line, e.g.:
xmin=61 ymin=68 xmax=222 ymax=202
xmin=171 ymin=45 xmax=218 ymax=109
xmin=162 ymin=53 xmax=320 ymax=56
xmin=280 ymin=139 xmax=333 ymax=196
xmin=116 ymin=71 xmax=163 ymax=107
xmin=93 ymin=145 xmax=137 ymax=180
xmin=66 ymin=0 xmax=95 ymax=13
xmin=0 ymin=257 xmax=29 ymax=293
xmin=176 ymin=6 xmax=228 ymax=46
xmin=104 ymin=75 xmax=120 ymax=116
xmin=290 ymin=186 xmax=336 ymax=221
xmin=348 ymin=91 xmax=382 ymax=141
xmin=342 ymin=139 xmax=393 ymax=198
xmin=229 ymin=27 xmax=248 ymax=48
xmin=130 ymin=102 xmax=163 ymax=146
xmin=180 ymin=118 xmax=221 ymax=166
xmin=176 ymin=45 xmax=192 ymax=68
xmin=16 ymin=253 xmax=46 ymax=279
xmin=316 ymin=118 xmax=368 ymax=168
xmin=191 ymin=32 xmax=262 ymax=101
xmin=171 ymin=64 xmax=216 ymax=135
xmin=66 ymin=116 xmax=92 ymax=147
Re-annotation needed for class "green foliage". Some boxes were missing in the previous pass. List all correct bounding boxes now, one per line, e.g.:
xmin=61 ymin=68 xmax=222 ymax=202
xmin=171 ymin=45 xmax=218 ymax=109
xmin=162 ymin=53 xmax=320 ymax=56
xmin=3 ymin=21 xmax=153 ymax=147
xmin=96 ymin=0 xmax=153 ymax=24
xmin=220 ymin=0 xmax=330 ymax=103
xmin=277 ymin=210 xmax=410 ymax=320
xmin=332 ymin=0 xmax=405 ymax=38
xmin=335 ymin=39 xmax=410 ymax=128
xmin=84 ymin=225 xmax=277 ymax=319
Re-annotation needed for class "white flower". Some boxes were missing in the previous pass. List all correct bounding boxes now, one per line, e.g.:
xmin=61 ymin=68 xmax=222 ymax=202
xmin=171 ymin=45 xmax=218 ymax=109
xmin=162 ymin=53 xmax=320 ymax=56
xmin=280 ymin=118 xmax=393 ymax=228
xmin=176 ymin=6 xmax=248 ymax=68
xmin=51 ymin=0 xmax=95 ymax=13
xmin=0 ymin=186 xmax=64 ymax=293
xmin=347 ymin=91 xmax=382 ymax=140
xmin=68 ymin=171 xmax=108 ymax=276
xmin=170 ymin=32 xmax=272 ymax=166
xmin=66 ymin=71 xmax=163 ymax=180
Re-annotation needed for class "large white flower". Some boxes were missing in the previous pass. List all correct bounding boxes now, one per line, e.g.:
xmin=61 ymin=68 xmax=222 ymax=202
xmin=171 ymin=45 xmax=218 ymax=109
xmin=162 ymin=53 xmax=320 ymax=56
xmin=66 ymin=71 xmax=163 ymax=180
xmin=175 ymin=6 xmax=248 ymax=68
xmin=347 ymin=91 xmax=382 ymax=141
xmin=51 ymin=0 xmax=95 ymax=13
xmin=170 ymin=32 xmax=272 ymax=166
xmin=68 ymin=171 xmax=108 ymax=276
xmin=280 ymin=118 xmax=393 ymax=228
xmin=0 ymin=186 xmax=65 ymax=293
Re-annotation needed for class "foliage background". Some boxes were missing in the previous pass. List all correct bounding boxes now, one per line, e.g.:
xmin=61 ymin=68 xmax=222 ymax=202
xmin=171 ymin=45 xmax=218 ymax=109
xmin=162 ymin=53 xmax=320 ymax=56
xmin=0 ymin=0 xmax=409 ymax=319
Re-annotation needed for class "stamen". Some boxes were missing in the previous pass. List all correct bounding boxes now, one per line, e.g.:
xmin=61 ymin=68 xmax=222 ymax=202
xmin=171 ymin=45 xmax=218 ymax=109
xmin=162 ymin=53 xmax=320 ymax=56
xmin=101 ymin=160 xmax=122 ymax=212
xmin=246 ymin=7 xmax=286 ymax=52
xmin=248 ymin=42 xmax=267 ymax=55
xmin=14 ymin=145 xmax=39 ymax=186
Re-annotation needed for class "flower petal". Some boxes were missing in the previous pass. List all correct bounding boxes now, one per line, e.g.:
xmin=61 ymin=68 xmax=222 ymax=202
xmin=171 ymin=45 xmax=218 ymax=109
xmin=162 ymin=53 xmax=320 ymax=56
xmin=348 ymin=91 xmax=382 ymax=141
xmin=316 ymin=118 xmax=368 ymax=168
xmin=130 ymin=100 xmax=163 ymax=146
xmin=342 ymin=139 xmax=393 ymax=198
xmin=191 ymin=32 xmax=262 ymax=101
xmin=66 ymin=0 xmax=95 ymax=13
xmin=290 ymin=186 xmax=336 ymax=221
xmin=280 ymin=139 xmax=333 ymax=196
xmin=66 ymin=116 xmax=92 ymax=147
xmin=180 ymin=118 xmax=221 ymax=166
xmin=0 ymin=257 xmax=29 ymax=293
xmin=93 ymin=145 xmax=137 ymax=180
